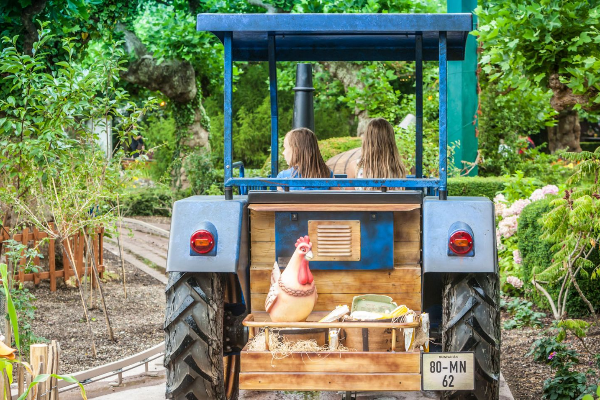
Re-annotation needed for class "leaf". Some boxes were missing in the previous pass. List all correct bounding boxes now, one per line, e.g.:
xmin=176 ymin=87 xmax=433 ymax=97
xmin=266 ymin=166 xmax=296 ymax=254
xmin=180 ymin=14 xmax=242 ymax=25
xmin=0 ymin=264 xmax=20 ymax=351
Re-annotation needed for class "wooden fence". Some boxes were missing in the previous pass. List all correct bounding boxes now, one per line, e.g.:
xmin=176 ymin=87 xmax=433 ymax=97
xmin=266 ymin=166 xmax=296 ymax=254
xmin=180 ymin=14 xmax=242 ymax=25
xmin=0 ymin=226 xmax=104 ymax=291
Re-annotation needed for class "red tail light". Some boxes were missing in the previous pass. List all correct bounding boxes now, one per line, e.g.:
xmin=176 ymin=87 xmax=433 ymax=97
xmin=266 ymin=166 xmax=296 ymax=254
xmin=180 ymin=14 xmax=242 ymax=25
xmin=190 ymin=230 xmax=215 ymax=254
xmin=449 ymin=231 xmax=473 ymax=255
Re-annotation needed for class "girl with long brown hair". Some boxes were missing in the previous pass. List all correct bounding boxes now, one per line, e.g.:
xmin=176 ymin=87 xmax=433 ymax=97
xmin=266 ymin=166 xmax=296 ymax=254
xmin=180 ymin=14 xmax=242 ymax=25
xmin=356 ymin=118 xmax=406 ymax=189
xmin=277 ymin=127 xmax=333 ymax=190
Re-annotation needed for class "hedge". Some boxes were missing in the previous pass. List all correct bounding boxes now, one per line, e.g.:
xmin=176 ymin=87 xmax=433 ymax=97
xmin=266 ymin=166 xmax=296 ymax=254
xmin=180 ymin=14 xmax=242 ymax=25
xmin=447 ymin=176 xmax=506 ymax=200
xmin=518 ymin=198 xmax=600 ymax=317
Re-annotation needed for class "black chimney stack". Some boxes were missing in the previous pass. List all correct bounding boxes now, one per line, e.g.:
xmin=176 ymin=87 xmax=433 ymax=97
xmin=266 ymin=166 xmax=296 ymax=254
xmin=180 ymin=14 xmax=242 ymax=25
xmin=292 ymin=63 xmax=315 ymax=133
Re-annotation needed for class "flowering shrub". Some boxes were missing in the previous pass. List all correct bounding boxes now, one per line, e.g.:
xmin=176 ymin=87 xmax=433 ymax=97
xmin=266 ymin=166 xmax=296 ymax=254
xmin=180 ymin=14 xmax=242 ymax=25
xmin=495 ymin=184 xmax=561 ymax=291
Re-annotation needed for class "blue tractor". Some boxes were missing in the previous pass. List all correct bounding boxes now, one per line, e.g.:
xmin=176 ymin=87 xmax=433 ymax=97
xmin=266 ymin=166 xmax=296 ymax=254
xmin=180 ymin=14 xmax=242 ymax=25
xmin=164 ymin=13 xmax=500 ymax=400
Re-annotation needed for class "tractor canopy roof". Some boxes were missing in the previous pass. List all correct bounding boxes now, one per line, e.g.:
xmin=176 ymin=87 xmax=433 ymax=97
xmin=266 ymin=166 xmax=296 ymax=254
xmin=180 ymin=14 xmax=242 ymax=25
xmin=197 ymin=13 xmax=473 ymax=198
xmin=197 ymin=13 xmax=472 ymax=62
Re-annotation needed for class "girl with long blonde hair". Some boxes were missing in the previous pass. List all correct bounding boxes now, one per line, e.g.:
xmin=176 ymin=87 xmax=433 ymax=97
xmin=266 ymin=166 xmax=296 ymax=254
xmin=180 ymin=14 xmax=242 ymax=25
xmin=277 ymin=128 xmax=333 ymax=190
xmin=356 ymin=118 xmax=406 ymax=189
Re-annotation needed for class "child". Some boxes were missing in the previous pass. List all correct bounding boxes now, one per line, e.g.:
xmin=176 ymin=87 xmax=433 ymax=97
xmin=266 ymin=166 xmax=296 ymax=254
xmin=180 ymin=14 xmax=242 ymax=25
xmin=355 ymin=118 xmax=406 ymax=190
xmin=277 ymin=128 xmax=333 ymax=190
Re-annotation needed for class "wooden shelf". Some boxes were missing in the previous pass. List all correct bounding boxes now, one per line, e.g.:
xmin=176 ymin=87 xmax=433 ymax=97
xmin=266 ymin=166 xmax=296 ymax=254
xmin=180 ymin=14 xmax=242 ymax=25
xmin=243 ymin=314 xmax=419 ymax=329
xmin=248 ymin=203 xmax=421 ymax=212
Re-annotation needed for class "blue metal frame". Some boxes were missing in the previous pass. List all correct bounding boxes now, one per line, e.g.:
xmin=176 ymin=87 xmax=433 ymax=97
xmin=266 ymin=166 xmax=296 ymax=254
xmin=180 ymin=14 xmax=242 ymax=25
xmin=439 ymin=32 xmax=448 ymax=198
xmin=415 ymin=34 xmax=423 ymax=179
xmin=268 ymin=34 xmax=279 ymax=178
xmin=198 ymin=14 xmax=472 ymax=198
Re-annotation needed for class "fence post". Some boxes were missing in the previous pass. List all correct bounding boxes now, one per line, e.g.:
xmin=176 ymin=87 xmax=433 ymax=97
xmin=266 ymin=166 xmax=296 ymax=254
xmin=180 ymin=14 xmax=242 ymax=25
xmin=30 ymin=344 xmax=48 ymax=400
xmin=49 ymin=228 xmax=56 ymax=292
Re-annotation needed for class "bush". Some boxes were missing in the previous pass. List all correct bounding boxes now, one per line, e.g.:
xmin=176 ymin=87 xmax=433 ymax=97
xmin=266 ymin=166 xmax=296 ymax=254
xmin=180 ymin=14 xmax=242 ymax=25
xmin=120 ymin=187 xmax=176 ymax=217
xmin=518 ymin=198 xmax=554 ymax=286
xmin=140 ymin=116 xmax=177 ymax=181
xmin=447 ymin=176 xmax=506 ymax=200
xmin=518 ymin=198 xmax=600 ymax=317
xmin=318 ymin=136 xmax=362 ymax=161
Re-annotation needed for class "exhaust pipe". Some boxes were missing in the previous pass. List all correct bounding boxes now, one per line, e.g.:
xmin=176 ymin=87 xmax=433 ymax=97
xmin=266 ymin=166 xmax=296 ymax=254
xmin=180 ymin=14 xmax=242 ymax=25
xmin=292 ymin=63 xmax=315 ymax=133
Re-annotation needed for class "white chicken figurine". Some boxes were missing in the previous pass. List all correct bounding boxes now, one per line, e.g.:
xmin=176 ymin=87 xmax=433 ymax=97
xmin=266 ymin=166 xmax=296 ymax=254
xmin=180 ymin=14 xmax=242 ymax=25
xmin=265 ymin=235 xmax=318 ymax=322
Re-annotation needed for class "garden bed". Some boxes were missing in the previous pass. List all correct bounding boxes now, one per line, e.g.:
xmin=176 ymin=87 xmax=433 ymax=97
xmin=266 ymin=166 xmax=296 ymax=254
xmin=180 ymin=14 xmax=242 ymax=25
xmin=29 ymin=250 xmax=165 ymax=374
xmin=501 ymin=310 xmax=600 ymax=400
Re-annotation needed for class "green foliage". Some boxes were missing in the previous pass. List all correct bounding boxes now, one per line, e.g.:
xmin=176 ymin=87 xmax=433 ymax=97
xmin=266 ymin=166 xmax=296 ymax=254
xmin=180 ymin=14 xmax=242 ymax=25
xmin=447 ymin=176 xmax=506 ymax=200
xmin=518 ymin=198 xmax=554 ymax=286
xmin=0 ymin=26 xmax=155 ymax=241
xmin=120 ymin=185 xmax=176 ymax=217
xmin=528 ymin=337 xmax=569 ymax=364
xmin=556 ymin=319 xmax=591 ymax=343
xmin=502 ymin=297 xmax=546 ymax=329
xmin=139 ymin=116 xmax=177 ymax=181
xmin=317 ymin=137 xmax=363 ymax=162
xmin=475 ymin=0 xmax=600 ymax=112
xmin=543 ymin=370 xmax=588 ymax=400
xmin=501 ymin=171 xmax=545 ymax=203
xmin=184 ymin=150 xmax=223 ymax=196
xmin=478 ymin=81 xmax=556 ymax=178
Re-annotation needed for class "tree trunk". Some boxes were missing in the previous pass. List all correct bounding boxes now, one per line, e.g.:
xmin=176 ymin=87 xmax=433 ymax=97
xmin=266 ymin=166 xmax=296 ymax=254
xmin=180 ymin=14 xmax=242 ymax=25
xmin=117 ymin=24 xmax=210 ymax=190
xmin=547 ymin=110 xmax=582 ymax=153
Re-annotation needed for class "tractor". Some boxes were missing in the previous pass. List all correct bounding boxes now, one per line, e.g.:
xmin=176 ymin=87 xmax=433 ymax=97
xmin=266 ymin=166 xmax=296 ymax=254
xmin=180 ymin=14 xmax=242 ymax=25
xmin=164 ymin=13 xmax=500 ymax=400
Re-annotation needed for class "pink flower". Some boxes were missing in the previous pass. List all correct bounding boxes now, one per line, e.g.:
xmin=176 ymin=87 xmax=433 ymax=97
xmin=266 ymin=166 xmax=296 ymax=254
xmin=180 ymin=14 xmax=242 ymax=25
xmin=494 ymin=193 xmax=507 ymax=204
xmin=506 ymin=276 xmax=524 ymax=289
xmin=548 ymin=351 xmax=557 ymax=360
xmin=529 ymin=189 xmax=545 ymax=202
xmin=502 ymin=199 xmax=531 ymax=218
xmin=498 ymin=215 xmax=518 ymax=238
xmin=513 ymin=250 xmax=522 ymax=265
xmin=542 ymin=185 xmax=559 ymax=195
xmin=495 ymin=202 xmax=506 ymax=217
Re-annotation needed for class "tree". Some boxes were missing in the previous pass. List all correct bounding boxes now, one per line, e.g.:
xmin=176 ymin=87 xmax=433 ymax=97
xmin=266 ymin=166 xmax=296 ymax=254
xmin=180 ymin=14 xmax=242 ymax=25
xmin=476 ymin=0 xmax=600 ymax=153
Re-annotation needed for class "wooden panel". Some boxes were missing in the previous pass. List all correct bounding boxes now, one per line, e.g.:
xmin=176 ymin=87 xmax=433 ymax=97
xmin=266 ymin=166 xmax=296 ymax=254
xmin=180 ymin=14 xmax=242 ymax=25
xmin=394 ymin=209 xmax=421 ymax=242
xmin=249 ymin=204 xmax=421 ymax=212
xmin=250 ymin=210 xmax=275 ymax=242
xmin=239 ymin=372 xmax=421 ymax=391
xmin=241 ymin=350 xmax=420 ymax=373
xmin=250 ymin=266 xmax=421 ymax=294
xmin=251 ymin=241 xmax=420 ymax=265
xmin=251 ymin=292 xmax=421 ymax=312
xmin=308 ymin=220 xmax=361 ymax=261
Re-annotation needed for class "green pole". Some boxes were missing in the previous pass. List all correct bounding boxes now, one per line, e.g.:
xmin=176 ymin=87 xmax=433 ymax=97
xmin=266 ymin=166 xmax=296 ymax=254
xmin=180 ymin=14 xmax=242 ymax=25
xmin=448 ymin=0 xmax=478 ymax=176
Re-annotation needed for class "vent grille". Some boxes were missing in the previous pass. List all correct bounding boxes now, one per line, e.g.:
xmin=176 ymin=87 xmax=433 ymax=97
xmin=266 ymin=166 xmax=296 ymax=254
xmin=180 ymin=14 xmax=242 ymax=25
xmin=308 ymin=220 xmax=361 ymax=261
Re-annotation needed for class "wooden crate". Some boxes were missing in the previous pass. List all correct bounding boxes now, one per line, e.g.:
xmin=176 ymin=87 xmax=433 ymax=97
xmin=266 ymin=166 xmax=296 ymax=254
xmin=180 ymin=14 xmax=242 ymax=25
xmin=240 ymin=348 xmax=421 ymax=391
xmin=249 ymin=206 xmax=422 ymax=313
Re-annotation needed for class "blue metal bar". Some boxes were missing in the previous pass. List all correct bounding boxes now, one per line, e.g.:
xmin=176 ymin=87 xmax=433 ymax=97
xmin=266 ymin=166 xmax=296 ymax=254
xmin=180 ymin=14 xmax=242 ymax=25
xmin=232 ymin=161 xmax=246 ymax=195
xmin=198 ymin=14 xmax=473 ymax=34
xmin=439 ymin=31 xmax=448 ymax=200
xmin=223 ymin=32 xmax=233 ymax=200
xmin=268 ymin=34 xmax=279 ymax=178
xmin=224 ymin=178 xmax=440 ymax=189
xmin=415 ymin=34 xmax=423 ymax=179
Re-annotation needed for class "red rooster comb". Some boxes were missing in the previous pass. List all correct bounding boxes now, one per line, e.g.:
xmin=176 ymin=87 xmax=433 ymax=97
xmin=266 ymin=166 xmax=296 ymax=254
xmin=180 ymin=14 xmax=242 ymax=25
xmin=295 ymin=235 xmax=311 ymax=248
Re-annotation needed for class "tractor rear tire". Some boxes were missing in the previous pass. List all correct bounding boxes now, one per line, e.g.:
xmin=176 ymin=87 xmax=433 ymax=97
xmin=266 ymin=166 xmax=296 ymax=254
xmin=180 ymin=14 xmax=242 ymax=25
xmin=164 ymin=272 xmax=241 ymax=400
xmin=442 ymin=273 xmax=500 ymax=400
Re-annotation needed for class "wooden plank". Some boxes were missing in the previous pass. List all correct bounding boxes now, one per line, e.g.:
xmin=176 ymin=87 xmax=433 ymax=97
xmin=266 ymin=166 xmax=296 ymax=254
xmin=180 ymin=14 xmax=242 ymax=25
xmin=251 ymin=241 xmax=420 ymax=264
xmin=250 ymin=211 xmax=275 ymax=242
xmin=394 ymin=209 xmax=421 ymax=242
xmin=251 ymin=292 xmax=421 ymax=312
xmin=239 ymin=372 xmax=421 ymax=391
xmin=32 ymin=227 xmax=40 ymax=286
xmin=241 ymin=350 xmax=420 ymax=373
xmin=394 ymin=241 xmax=420 ymax=264
xmin=249 ymin=204 xmax=421 ymax=212
xmin=250 ymin=267 xmax=421 ymax=294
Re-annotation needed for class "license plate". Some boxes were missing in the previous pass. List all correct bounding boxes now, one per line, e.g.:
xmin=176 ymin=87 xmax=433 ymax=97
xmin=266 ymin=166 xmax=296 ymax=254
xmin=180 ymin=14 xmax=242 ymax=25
xmin=421 ymin=352 xmax=475 ymax=391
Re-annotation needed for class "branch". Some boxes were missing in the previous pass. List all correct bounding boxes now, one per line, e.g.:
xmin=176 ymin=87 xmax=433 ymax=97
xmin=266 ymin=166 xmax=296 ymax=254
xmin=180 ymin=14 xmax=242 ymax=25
xmin=115 ymin=24 xmax=197 ymax=103
xmin=532 ymin=278 xmax=560 ymax=320
xmin=247 ymin=0 xmax=283 ymax=13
